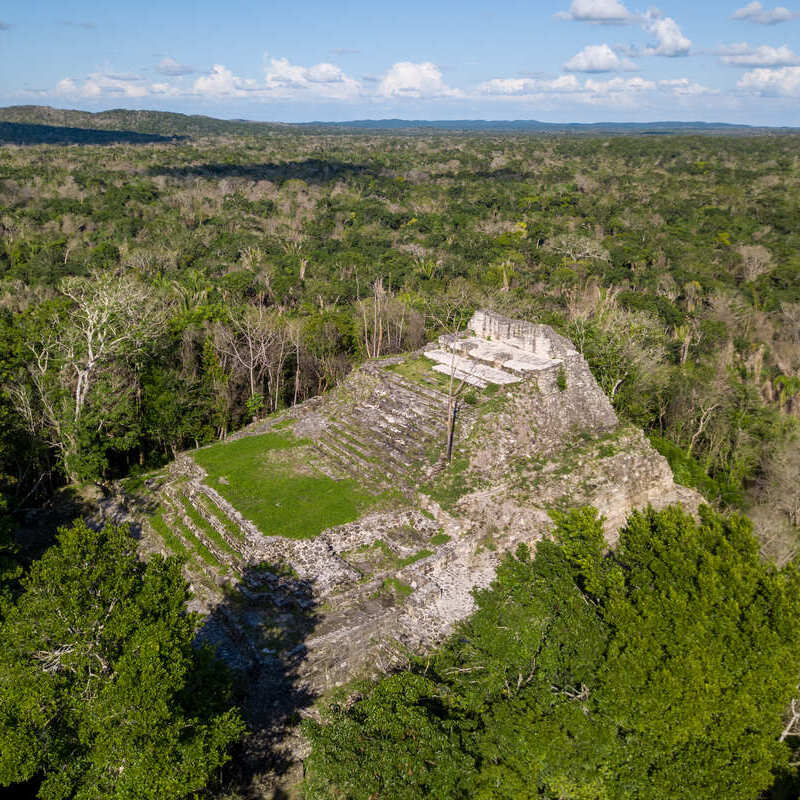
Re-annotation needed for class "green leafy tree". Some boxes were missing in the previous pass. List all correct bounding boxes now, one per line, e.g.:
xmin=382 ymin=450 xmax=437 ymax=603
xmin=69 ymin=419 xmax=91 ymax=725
xmin=0 ymin=520 xmax=244 ymax=800
xmin=304 ymin=505 xmax=800 ymax=800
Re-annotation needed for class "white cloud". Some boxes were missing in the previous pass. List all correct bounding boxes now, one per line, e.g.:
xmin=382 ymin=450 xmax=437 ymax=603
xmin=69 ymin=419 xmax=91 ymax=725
xmin=156 ymin=57 xmax=194 ymax=76
xmin=193 ymin=65 xmax=260 ymax=97
xmin=188 ymin=58 xmax=363 ymax=100
xmin=642 ymin=13 xmax=691 ymax=56
xmin=558 ymin=2 xmax=692 ymax=57
xmin=738 ymin=65 xmax=800 ymax=94
xmin=54 ymin=78 xmax=78 ymax=95
xmin=732 ymin=2 xmax=798 ymax=24
xmin=378 ymin=62 xmax=462 ymax=98
xmin=659 ymin=78 xmax=719 ymax=96
xmin=584 ymin=75 xmax=655 ymax=93
xmin=564 ymin=43 xmax=638 ymax=71
xmin=150 ymin=82 xmax=183 ymax=97
xmin=477 ymin=73 xmax=653 ymax=106
xmin=54 ymin=72 xmax=150 ymax=98
xmin=721 ymin=44 xmax=800 ymax=66
xmin=477 ymin=75 xmax=582 ymax=95
xmin=555 ymin=0 xmax=633 ymax=22
xmin=264 ymin=57 xmax=362 ymax=99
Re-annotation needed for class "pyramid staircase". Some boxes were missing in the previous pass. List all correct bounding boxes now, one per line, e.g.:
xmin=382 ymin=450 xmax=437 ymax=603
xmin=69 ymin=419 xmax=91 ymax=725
xmin=311 ymin=364 xmax=477 ymax=491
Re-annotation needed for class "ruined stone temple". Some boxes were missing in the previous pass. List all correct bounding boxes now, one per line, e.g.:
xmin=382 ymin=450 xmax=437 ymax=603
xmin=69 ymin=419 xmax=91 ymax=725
xmin=126 ymin=309 xmax=698 ymax=734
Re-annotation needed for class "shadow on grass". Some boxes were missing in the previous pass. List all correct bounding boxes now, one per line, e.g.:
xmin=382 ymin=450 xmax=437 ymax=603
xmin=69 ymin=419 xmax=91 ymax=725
xmin=0 ymin=121 xmax=182 ymax=145
xmin=198 ymin=562 xmax=320 ymax=795
xmin=148 ymin=158 xmax=374 ymax=184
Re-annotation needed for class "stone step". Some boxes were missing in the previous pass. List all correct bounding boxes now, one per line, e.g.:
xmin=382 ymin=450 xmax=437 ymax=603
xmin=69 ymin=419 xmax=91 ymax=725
xmin=166 ymin=488 xmax=240 ymax=573
xmin=378 ymin=367 xmax=451 ymax=404
xmin=440 ymin=334 xmax=560 ymax=375
xmin=185 ymin=489 xmax=248 ymax=559
xmin=192 ymin=482 xmax=265 ymax=546
xmin=158 ymin=494 xmax=223 ymax=586
xmin=351 ymin=421 xmax=420 ymax=467
xmin=316 ymin=429 xmax=390 ymax=481
xmin=431 ymin=364 xmax=488 ymax=388
xmin=314 ymin=438 xmax=392 ymax=488
xmin=376 ymin=377 xmax=447 ymax=405
xmin=375 ymin=398 xmax=443 ymax=430
xmin=332 ymin=421 xmax=415 ymax=475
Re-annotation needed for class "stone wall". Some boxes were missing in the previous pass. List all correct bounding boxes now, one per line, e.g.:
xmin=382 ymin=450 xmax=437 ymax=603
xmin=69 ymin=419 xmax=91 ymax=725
xmin=468 ymin=309 xmax=580 ymax=361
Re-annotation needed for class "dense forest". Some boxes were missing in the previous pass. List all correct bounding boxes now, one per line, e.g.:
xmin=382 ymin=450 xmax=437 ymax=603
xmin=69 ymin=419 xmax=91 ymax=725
xmin=1 ymin=127 xmax=799 ymax=547
xmin=1 ymin=117 xmax=800 ymax=798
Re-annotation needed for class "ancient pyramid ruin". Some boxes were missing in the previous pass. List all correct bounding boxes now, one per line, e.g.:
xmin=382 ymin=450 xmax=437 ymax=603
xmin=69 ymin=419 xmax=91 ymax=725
xmin=127 ymin=310 xmax=699 ymax=703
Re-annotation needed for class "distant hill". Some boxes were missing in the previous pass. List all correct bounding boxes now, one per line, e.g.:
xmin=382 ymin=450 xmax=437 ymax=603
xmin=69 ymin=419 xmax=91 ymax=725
xmin=299 ymin=118 xmax=799 ymax=135
xmin=0 ymin=105 xmax=797 ymax=141
xmin=0 ymin=106 xmax=290 ymax=138
xmin=0 ymin=121 xmax=182 ymax=146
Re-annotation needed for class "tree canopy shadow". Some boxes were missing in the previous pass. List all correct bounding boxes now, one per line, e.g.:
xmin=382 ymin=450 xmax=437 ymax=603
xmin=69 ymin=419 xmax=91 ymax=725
xmin=148 ymin=158 xmax=374 ymax=184
xmin=0 ymin=121 xmax=183 ymax=146
xmin=197 ymin=562 xmax=320 ymax=796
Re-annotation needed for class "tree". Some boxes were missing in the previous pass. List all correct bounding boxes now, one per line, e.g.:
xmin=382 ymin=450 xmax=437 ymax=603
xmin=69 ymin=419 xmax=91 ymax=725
xmin=304 ymin=505 xmax=800 ymax=800
xmin=0 ymin=520 xmax=245 ymax=800
xmin=566 ymin=285 xmax=668 ymax=422
xmin=593 ymin=505 xmax=800 ymax=799
xmin=8 ymin=272 xmax=162 ymax=482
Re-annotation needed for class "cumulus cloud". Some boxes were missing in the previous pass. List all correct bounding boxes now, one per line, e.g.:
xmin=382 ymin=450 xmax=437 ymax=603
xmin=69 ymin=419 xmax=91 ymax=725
xmin=187 ymin=58 xmax=363 ymax=100
xmin=149 ymin=82 xmax=184 ymax=97
xmin=193 ymin=65 xmax=260 ymax=97
xmin=584 ymin=75 xmax=655 ymax=93
xmin=732 ymin=2 xmax=798 ymax=24
xmin=54 ymin=78 xmax=78 ymax=95
xmin=54 ymin=72 xmax=150 ymax=98
xmin=558 ymin=2 xmax=691 ymax=57
xmin=642 ymin=12 xmax=691 ymax=56
xmin=738 ymin=65 xmax=800 ymax=94
xmin=477 ymin=73 xmax=654 ymax=106
xmin=564 ymin=43 xmax=638 ymax=71
xmin=156 ymin=57 xmax=194 ymax=76
xmin=721 ymin=44 xmax=800 ymax=66
xmin=555 ymin=0 xmax=633 ymax=23
xmin=264 ymin=57 xmax=362 ymax=100
xmin=477 ymin=75 xmax=582 ymax=95
xmin=659 ymin=78 xmax=719 ymax=96
xmin=378 ymin=61 xmax=462 ymax=98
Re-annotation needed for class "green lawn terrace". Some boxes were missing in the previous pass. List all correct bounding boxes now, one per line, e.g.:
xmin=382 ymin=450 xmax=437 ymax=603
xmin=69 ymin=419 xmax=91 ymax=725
xmin=141 ymin=353 xmax=471 ymax=618
xmin=193 ymin=432 xmax=378 ymax=540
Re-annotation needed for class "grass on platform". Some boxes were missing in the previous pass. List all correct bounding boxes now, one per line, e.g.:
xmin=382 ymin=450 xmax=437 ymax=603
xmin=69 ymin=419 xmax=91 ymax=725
xmin=150 ymin=512 xmax=190 ymax=561
xmin=150 ymin=508 xmax=224 ymax=572
xmin=177 ymin=494 xmax=239 ymax=559
xmin=194 ymin=493 xmax=246 ymax=543
xmin=192 ymin=431 xmax=379 ymax=539
xmin=388 ymin=356 xmax=453 ymax=393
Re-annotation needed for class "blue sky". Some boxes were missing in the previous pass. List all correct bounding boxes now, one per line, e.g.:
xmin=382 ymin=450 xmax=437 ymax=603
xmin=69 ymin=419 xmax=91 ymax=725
xmin=1 ymin=1 xmax=798 ymax=124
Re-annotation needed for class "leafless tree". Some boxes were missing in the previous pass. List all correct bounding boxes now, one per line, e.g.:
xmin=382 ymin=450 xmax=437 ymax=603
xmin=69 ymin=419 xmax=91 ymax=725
xmin=8 ymin=271 xmax=161 ymax=482
xmin=357 ymin=278 xmax=424 ymax=359
xmin=216 ymin=305 xmax=292 ymax=418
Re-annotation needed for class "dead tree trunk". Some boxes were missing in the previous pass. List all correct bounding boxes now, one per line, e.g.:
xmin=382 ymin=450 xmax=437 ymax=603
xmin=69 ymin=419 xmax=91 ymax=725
xmin=446 ymin=397 xmax=459 ymax=463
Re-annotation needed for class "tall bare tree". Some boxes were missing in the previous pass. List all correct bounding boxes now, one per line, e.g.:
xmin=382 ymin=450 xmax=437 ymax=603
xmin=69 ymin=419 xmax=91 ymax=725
xmin=8 ymin=271 xmax=161 ymax=483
